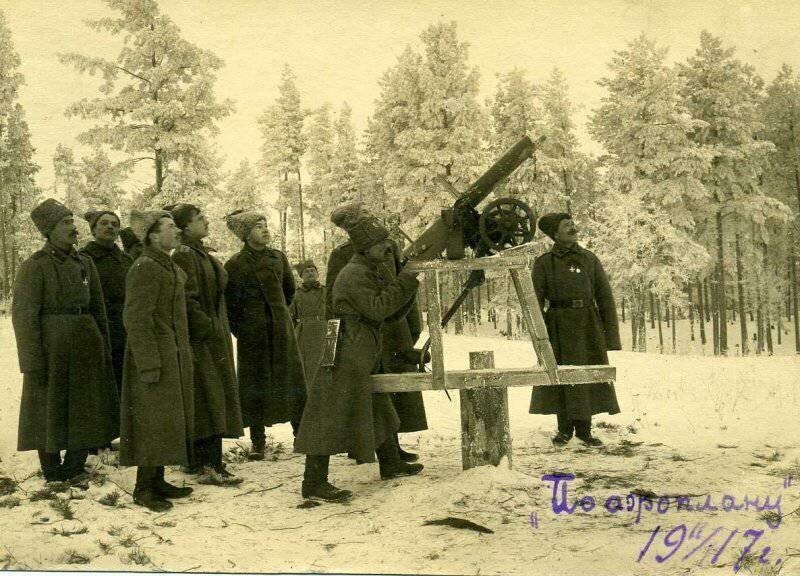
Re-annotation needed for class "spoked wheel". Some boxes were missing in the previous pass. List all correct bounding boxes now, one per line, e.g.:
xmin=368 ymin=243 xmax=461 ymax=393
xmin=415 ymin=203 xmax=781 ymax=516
xmin=478 ymin=198 xmax=536 ymax=253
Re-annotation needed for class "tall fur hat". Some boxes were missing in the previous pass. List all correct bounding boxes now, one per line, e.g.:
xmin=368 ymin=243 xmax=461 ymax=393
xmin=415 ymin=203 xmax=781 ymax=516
xmin=225 ymin=209 xmax=267 ymax=242
xmin=330 ymin=203 xmax=389 ymax=252
xmin=129 ymin=210 xmax=172 ymax=243
xmin=31 ymin=198 xmax=72 ymax=237
xmin=83 ymin=209 xmax=119 ymax=230
xmin=537 ymin=212 xmax=572 ymax=240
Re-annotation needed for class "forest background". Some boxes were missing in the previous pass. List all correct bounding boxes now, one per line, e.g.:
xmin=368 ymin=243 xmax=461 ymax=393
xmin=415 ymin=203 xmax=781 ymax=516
xmin=2 ymin=0 xmax=800 ymax=357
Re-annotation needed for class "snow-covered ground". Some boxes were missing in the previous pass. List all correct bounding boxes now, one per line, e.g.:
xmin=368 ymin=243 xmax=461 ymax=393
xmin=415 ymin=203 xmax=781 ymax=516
xmin=0 ymin=317 xmax=799 ymax=575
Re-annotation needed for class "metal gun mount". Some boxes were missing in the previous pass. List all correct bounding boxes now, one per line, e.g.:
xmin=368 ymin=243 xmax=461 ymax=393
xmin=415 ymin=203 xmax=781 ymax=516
xmin=402 ymin=135 xmax=543 ymax=263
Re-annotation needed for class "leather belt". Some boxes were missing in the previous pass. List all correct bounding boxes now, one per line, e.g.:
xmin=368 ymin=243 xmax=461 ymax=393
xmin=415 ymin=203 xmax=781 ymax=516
xmin=42 ymin=306 xmax=89 ymax=315
xmin=337 ymin=313 xmax=382 ymax=331
xmin=548 ymin=299 xmax=588 ymax=309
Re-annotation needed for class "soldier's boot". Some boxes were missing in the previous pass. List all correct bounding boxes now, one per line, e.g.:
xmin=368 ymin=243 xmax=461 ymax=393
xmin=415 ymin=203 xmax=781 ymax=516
xmin=209 ymin=438 xmax=242 ymax=482
xmin=62 ymin=449 xmax=90 ymax=485
xmin=395 ymin=433 xmax=419 ymax=463
xmin=249 ymin=425 xmax=266 ymax=461
xmin=133 ymin=466 xmax=173 ymax=512
xmin=153 ymin=466 xmax=193 ymax=499
xmin=377 ymin=440 xmax=424 ymax=480
xmin=38 ymin=451 xmax=63 ymax=483
xmin=575 ymin=419 xmax=603 ymax=447
xmin=553 ymin=412 xmax=574 ymax=447
xmin=301 ymin=455 xmax=352 ymax=502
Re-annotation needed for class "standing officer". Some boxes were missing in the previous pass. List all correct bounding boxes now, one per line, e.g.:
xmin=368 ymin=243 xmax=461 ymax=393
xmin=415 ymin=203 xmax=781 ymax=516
xmin=326 ymin=204 xmax=427 ymax=462
xmin=530 ymin=213 xmax=621 ymax=447
xmin=224 ymin=210 xmax=306 ymax=460
xmin=80 ymin=209 xmax=133 ymax=392
xmin=121 ymin=210 xmax=194 ymax=511
xmin=168 ymin=203 xmax=243 ymax=484
xmin=13 ymin=199 xmax=119 ymax=483
xmin=295 ymin=205 xmax=424 ymax=502
xmin=289 ymin=260 xmax=327 ymax=387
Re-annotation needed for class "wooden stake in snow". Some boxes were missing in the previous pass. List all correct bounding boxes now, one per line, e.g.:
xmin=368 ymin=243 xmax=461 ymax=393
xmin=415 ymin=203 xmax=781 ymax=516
xmin=460 ymin=351 xmax=512 ymax=471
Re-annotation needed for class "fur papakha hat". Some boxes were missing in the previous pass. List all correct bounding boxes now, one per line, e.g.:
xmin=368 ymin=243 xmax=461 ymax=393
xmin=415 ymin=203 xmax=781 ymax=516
xmin=31 ymin=198 xmax=72 ymax=237
xmin=537 ymin=212 xmax=572 ymax=241
xmin=84 ymin=209 xmax=119 ymax=230
xmin=225 ymin=209 xmax=267 ymax=242
xmin=330 ymin=203 xmax=389 ymax=252
xmin=129 ymin=210 xmax=172 ymax=243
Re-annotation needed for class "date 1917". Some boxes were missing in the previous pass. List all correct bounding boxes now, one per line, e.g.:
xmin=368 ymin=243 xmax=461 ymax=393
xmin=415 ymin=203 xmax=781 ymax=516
xmin=636 ymin=523 xmax=784 ymax=573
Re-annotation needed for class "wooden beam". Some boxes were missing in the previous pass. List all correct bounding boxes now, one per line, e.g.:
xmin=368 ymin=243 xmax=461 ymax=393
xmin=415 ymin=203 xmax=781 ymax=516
xmin=370 ymin=365 xmax=615 ymax=393
xmin=424 ymin=270 xmax=446 ymax=389
xmin=405 ymin=256 xmax=530 ymax=273
xmin=510 ymin=268 xmax=560 ymax=385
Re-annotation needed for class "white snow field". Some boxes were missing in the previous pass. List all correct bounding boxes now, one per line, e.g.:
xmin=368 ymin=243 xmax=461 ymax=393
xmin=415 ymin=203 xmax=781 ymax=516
xmin=0 ymin=316 xmax=798 ymax=575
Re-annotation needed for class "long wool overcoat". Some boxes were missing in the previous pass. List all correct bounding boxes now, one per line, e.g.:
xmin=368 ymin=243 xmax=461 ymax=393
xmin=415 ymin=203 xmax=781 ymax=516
xmin=295 ymin=253 xmax=419 ymax=462
xmin=120 ymin=247 xmax=194 ymax=467
xmin=172 ymin=239 xmax=243 ymax=440
xmin=13 ymin=242 xmax=119 ymax=453
xmin=79 ymin=240 xmax=133 ymax=391
xmin=289 ymin=281 xmax=326 ymax=388
xmin=224 ymin=245 xmax=306 ymax=428
xmin=326 ymin=241 xmax=427 ymax=432
xmin=529 ymin=243 xmax=621 ymax=419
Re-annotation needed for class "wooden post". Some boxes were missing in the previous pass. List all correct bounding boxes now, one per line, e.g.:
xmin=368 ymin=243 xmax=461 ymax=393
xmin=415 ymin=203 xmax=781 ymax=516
xmin=460 ymin=351 xmax=512 ymax=470
xmin=510 ymin=268 xmax=559 ymax=385
xmin=424 ymin=271 xmax=445 ymax=390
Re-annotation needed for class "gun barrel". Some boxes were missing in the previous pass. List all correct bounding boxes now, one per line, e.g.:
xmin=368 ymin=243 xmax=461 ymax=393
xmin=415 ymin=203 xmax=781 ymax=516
xmin=457 ymin=136 xmax=536 ymax=209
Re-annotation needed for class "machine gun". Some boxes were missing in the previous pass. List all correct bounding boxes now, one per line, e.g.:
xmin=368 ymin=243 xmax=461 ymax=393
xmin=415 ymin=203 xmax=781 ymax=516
xmin=403 ymin=135 xmax=544 ymax=383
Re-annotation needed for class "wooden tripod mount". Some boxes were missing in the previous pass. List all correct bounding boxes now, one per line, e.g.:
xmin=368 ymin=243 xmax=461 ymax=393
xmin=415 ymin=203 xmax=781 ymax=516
xmin=370 ymin=254 xmax=616 ymax=470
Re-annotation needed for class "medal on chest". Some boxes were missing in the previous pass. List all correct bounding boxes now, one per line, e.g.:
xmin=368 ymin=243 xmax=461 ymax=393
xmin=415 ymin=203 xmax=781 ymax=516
xmin=569 ymin=264 xmax=582 ymax=274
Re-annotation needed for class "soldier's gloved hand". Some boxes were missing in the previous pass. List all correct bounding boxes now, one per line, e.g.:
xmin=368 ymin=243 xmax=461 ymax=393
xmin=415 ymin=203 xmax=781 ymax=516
xmin=140 ymin=368 xmax=161 ymax=384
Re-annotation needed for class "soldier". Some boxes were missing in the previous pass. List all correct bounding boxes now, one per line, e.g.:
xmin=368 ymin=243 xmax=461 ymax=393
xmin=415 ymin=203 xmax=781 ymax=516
xmin=326 ymin=204 xmax=427 ymax=463
xmin=295 ymin=205 xmax=424 ymax=502
xmin=289 ymin=260 xmax=326 ymax=387
xmin=530 ymin=213 xmax=621 ymax=447
xmin=224 ymin=211 xmax=306 ymax=460
xmin=12 ymin=199 xmax=119 ymax=483
xmin=168 ymin=203 xmax=244 ymax=484
xmin=121 ymin=210 xmax=194 ymax=511
xmin=79 ymin=209 xmax=133 ymax=392
xmin=119 ymin=226 xmax=143 ymax=261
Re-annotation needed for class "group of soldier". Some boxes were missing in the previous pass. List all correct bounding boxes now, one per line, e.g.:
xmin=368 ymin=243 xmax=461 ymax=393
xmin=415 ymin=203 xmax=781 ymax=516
xmin=11 ymin=195 xmax=621 ymax=511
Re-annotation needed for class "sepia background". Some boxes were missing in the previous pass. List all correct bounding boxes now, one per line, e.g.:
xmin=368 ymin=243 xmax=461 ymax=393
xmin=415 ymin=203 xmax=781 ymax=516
xmin=1 ymin=1 xmax=799 ymax=574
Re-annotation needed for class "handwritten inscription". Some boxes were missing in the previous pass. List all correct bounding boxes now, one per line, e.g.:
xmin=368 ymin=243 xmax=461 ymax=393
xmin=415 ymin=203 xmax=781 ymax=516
xmin=541 ymin=474 xmax=784 ymax=528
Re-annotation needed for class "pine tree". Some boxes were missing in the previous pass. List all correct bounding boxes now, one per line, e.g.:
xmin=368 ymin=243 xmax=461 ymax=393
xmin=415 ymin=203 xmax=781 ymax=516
xmin=0 ymin=9 xmax=40 ymax=301
xmin=368 ymin=22 xmax=487 ymax=235
xmin=761 ymin=64 xmax=800 ymax=352
xmin=259 ymin=64 xmax=307 ymax=259
xmin=678 ymin=31 xmax=775 ymax=355
xmin=79 ymin=147 xmax=128 ymax=210
xmin=59 ymin=0 xmax=233 ymax=200
xmin=588 ymin=35 xmax=713 ymax=347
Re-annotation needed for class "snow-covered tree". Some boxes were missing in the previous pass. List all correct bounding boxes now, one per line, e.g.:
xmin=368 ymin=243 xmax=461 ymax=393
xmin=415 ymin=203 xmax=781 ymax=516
xmin=259 ymin=64 xmax=307 ymax=259
xmin=368 ymin=22 xmax=488 ymax=235
xmin=59 ymin=0 xmax=233 ymax=200
xmin=678 ymin=31 xmax=777 ymax=355
xmin=0 ymin=9 xmax=40 ymax=300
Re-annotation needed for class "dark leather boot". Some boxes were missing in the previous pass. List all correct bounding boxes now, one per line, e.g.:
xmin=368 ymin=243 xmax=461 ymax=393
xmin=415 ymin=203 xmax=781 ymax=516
xmin=377 ymin=440 xmax=424 ymax=480
xmin=301 ymin=481 xmax=352 ymax=502
xmin=134 ymin=467 xmax=172 ymax=511
xmin=395 ymin=433 xmax=418 ymax=463
xmin=153 ymin=467 xmax=193 ymax=499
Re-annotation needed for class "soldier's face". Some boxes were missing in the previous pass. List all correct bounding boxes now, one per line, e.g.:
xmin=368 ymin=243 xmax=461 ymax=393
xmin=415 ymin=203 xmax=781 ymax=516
xmin=93 ymin=214 xmax=120 ymax=243
xmin=301 ymin=267 xmax=318 ymax=283
xmin=50 ymin=215 xmax=78 ymax=247
xmin=555 ymin=219 xmax=578 ymax=244
xmin=247 ymin=220 xmax=270 ymax=246
xmin=155 ymin=217 xmax=180 ymax=251
xmin=365 ymin=239 xmax=392 ymax=263
xmin=183 ymin=211 xmax=208 ymax=240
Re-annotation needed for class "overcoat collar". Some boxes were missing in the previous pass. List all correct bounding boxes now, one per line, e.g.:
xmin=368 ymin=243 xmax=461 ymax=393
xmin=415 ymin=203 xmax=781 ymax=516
xmin=82 ymin=240 xmax=128 ymax=262
xmin=142 ymin=246 xmax=174 ymax=270
xmin=45 ymin=241 xmax=80 ymax=263
xmin=552 ymin=242 xmax=583 ymax=258
xmin=181 ymin=236 xmax=208 ymax=257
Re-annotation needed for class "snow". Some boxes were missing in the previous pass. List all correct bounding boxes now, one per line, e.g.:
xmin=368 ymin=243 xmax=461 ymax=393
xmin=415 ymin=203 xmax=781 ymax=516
xmin=0 ymin=316 xmax=799 ymax=575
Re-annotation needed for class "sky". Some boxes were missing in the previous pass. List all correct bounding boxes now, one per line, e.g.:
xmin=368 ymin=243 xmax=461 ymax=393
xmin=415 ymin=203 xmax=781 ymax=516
xmin=4 ymin=0 xmax=800 ymax=193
